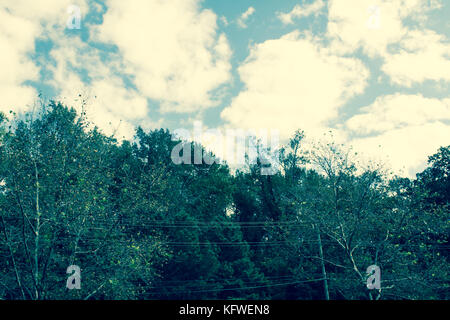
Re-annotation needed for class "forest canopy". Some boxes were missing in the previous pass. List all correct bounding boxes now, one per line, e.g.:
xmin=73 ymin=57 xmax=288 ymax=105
xmin=0 ymin=102 xmax=448 ymax=300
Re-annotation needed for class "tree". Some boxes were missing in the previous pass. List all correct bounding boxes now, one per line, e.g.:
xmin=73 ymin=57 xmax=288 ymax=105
xmin=0 ymin=102 xmax=167 ymax=299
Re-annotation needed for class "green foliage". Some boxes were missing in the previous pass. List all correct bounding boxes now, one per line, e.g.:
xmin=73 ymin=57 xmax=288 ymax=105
xmin=0 ymin=102 xmax=447 ymax=300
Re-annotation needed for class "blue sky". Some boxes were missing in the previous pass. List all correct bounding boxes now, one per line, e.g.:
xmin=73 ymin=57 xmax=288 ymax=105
xmin=0 ymin=0 xmax=449 ymax=176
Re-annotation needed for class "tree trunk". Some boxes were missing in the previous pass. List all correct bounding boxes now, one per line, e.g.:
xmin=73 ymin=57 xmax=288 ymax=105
xmin=316 ymin=226 xmax=330 ymax=300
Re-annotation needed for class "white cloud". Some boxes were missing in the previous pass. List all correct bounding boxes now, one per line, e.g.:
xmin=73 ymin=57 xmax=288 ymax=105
xmin=221 ymin=31 xmax=369 ymax=139
xmin=382 ymin=30 xmax=450 ymax=86
xmin=47 ymin=36 xmax=153 ymax=140
xmin=278 ymin=0 xmax=325 ymax=25
xmin=328 ymin=0 xmax=404 ymax=57
xmin=0 ymin=0 xmax=89 ymax=113
xmin=0 ymin=0 xmax=153 ymax=139
xmin=1 ymin=0 xmax=448 ymax=178
xmin=92 ymin=0 xmax=232 ymax=113
xmin=346 ymin=94 xmax=450 ymax=135
xmin=327 ymin=0 xmax=450 ymax=86
xmin=346 ymin=94 xmax=450 ymax=176
xmin=237 ymin=6 xmax=255 ymax=29
xmin=350 ymin=122 xmax=450 ymax=177
xmin=58 ymin=79 xmax=150 ymax=140
xmin=0 ymin=6 xmax=38 ymax=113
xmin=320 ymin=0 xmax=450 ymax=175
xmin=220 ymin=16 xmax=229 ymax=26
xmin=1 ymin=0 xmax=230 ymax=139
xmin=327 ymin=0 xmax=441 ymax=57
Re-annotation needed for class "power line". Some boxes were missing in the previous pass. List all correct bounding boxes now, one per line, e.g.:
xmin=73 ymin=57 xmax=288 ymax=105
xmin=147 ymin=278 xmax=329 ymax=294
xmin=3 ymin=233 xmax=447 ymax=248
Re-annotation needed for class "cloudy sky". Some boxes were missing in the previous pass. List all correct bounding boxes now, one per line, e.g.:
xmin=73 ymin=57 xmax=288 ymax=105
xmin=1 ymin=0 xmax=449 ymax=176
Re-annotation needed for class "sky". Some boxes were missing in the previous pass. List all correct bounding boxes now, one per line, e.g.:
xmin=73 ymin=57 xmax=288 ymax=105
xmin=0 ymin=0 xmax=449 ymax=177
